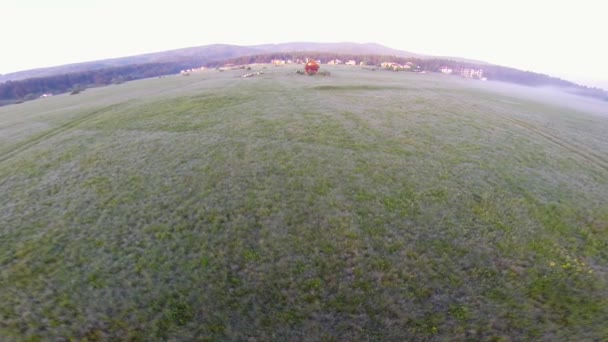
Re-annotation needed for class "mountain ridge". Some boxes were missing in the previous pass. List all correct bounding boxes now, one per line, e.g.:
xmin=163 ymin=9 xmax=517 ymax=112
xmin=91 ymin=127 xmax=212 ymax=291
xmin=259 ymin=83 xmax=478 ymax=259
xmin=0 ymin=42 xmax=485 ymax=83
xmin=2 ymin=42 xmax=606 ymax=106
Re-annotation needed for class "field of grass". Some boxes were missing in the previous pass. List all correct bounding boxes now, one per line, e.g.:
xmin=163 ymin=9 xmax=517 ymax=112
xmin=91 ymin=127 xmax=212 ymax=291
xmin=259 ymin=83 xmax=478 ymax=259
xmin=1 ymin=65 xmax=607 ymax=341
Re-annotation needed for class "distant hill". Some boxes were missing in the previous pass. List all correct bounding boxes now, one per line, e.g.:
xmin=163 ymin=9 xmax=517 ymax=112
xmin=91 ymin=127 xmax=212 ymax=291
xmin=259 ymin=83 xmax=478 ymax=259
xmin=255 ymin=42 xmax=424 ymax=58
xmin=1 ymin=42 xmax=606 ymax=106
xmin=0 ymin=42 xmax=478 ymax=83
xmin=0 ymin=44 xmax=263 ymax=83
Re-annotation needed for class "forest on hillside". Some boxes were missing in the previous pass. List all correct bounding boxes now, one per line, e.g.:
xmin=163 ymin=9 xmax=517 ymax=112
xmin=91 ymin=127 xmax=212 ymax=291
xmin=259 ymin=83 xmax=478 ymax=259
xmin=0 ymin=62 xmax=192 ymax=106
xmin=221 ymin=52 xmax=607 ymax=98
xmin=1 ymin=53 xmax=606 ymax=106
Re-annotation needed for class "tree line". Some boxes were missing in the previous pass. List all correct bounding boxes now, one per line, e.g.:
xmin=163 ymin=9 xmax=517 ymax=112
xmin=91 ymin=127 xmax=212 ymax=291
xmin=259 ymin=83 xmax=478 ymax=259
xmin=0 ymin=61 xmax=194 ymax=106
xmin=1 ymin=53 xmax=606 ymax=106
xmin=218 ymin=52 xmax=608 ymax=101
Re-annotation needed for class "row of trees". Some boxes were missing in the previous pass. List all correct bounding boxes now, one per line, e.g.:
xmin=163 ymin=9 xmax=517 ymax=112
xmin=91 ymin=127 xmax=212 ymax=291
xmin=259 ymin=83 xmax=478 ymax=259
xmin=1 ymin=53 xmax=606 ymax=106
xmin=0 ymin=62 xmax=193 ymax=105
xmin=217 ymin=52 xmax=607 ymax=101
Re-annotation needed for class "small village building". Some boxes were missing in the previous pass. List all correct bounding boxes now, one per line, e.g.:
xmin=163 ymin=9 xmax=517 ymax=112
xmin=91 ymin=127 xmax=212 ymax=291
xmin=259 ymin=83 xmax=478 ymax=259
xmin=381 ymin=62 xmax=411 ymax=71
xmin=461 ymin=68 xmax=484 ymax=79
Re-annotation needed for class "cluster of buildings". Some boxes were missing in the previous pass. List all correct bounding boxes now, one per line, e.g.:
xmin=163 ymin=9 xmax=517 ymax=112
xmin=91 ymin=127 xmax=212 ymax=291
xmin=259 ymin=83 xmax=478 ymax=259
xmin=271 ymin=59 xmax=292 ymax=65
xmin=191 ymin=58 xmax=488 ymax=82
xmin=180 ymin=66 xmax=206 ymax=75
xmin=272 ymin=59 xmax=485 ymax=80
xmin=461 ymin=68 xmax=485 ymax=80
xmin=327 ymin=59 xmax=358 ymax=66
xmin=271 ymin=59 xmax=316 ymax=65
xmin=381 ymin=61 xmax=417 ymax=71
xmin=270 ymin=58 xmax=363 ymax=66
xmin=441 ymin=66 xmax=486 ymax=80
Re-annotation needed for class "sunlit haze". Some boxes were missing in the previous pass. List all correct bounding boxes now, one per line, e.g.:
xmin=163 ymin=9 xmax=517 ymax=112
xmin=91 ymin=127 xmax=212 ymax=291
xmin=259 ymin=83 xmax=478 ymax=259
xmin=1 ymin=0 xmax=607 ymax=88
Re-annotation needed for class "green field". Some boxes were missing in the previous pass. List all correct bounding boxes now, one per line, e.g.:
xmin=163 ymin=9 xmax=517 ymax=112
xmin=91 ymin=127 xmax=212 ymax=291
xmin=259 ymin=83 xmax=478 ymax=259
xmin=1 ymin=65 xmax=607 ymax=341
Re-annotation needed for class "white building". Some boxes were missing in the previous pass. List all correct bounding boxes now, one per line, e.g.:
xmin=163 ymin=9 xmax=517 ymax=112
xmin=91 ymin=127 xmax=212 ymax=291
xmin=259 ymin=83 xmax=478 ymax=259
xmin=461 ymin=68 xmax=484 ymax=79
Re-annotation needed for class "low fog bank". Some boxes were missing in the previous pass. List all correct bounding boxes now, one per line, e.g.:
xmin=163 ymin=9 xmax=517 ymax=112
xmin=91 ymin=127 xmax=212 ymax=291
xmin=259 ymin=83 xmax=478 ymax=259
xmin=467 ymin=80 xmax=608 ymax=118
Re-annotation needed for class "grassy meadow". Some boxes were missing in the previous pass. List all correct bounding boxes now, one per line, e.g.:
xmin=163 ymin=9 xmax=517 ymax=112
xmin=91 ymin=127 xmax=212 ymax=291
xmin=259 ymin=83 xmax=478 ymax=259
xmin=1 ymin=65 xmax=607 ymax=341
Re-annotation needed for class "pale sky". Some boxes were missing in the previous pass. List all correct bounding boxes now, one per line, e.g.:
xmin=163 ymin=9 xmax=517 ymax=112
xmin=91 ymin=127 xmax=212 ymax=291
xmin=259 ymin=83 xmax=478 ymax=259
xmin=1 ymin=0 xmax=607 ymax=88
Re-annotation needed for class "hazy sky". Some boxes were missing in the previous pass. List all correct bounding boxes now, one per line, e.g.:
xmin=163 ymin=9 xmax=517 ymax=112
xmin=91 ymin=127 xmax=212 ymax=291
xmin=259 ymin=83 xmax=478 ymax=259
xmin=2 ymin=0 xmax=607 ymax=87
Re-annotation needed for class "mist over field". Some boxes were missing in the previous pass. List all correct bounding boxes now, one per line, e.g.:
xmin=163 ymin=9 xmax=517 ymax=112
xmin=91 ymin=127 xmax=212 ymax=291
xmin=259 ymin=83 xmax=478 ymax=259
xmin=470 ymin=80 xmax=608 ymax=117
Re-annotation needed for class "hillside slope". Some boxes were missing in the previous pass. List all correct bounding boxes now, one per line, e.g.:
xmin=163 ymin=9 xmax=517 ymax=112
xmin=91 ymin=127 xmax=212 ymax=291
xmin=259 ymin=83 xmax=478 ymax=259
xmin=0 ymin=44 xmax=263 ymax=82
xmin=0 ymin=42 xmax=479 ymax=83
xmin=255 ymin=42 xmax=424 ymax=57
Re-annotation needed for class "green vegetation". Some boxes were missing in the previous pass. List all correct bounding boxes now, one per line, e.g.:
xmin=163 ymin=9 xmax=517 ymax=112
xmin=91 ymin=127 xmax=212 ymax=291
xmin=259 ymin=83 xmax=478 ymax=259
xmin=1 ymin=66 xmax=607 ymax=341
